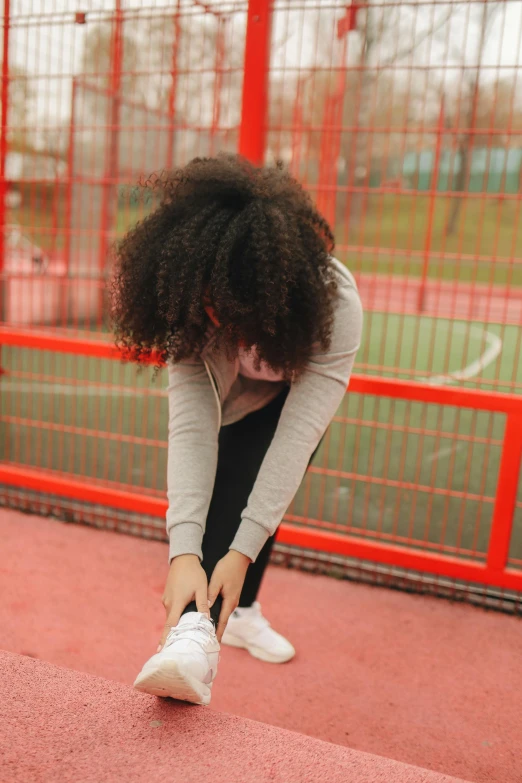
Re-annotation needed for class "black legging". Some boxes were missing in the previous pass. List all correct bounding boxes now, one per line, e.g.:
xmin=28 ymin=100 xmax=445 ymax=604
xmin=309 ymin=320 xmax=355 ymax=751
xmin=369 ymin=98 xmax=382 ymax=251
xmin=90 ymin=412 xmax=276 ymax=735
xmin=183 ymin=386 xmax=310 ymax=625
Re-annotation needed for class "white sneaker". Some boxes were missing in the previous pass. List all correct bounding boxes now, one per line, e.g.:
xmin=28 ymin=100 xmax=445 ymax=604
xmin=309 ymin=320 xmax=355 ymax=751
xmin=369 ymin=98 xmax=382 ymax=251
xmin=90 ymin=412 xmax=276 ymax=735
xmin=221 ymin=602 xmax=295 ymax=663
xmin=134 ymin=612 xmax=220 ymax=705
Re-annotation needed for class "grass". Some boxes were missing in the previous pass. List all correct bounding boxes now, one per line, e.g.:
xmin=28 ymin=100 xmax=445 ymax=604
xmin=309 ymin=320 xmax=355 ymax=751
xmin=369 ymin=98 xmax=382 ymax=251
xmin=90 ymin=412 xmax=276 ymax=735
xmin=338 ymin=196 xmax=522 ymax=287
xmin=2 ymin=312 xmax=521 ymax=563
xmin=12 ymin=193 xmax=522 ymax=286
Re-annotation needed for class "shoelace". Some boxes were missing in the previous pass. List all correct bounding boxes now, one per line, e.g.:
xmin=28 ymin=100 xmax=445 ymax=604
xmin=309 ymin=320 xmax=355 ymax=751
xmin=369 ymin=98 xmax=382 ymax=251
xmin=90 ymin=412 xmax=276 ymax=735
xmin=165 ymin=620 xmax=216 ymax=652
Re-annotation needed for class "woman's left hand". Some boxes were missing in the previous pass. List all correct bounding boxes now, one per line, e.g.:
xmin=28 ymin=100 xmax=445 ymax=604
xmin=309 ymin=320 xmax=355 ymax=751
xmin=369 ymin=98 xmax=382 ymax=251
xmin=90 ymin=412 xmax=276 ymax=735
xmin=208 ymin=550 xmax=251 ymax=641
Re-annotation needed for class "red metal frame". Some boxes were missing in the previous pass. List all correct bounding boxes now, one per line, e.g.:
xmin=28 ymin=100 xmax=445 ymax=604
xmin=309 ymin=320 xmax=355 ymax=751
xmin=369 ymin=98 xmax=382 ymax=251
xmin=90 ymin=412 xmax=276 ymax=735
xmin=210 ymin=16 xmax=226 ymax=156
xmin=1 ymin=325 xmax=521 ymax=592
xmin=2 ymin=325 xmax=521 ymax=413
xmin=165 ymin=0 xmax=182 ymax=171
xmin=2 ymin=0 xmax=522 ymax=600
xmin=97 ymin=0 xmax=124 ymax=324
xmin=0 ymin=0 xmax=9 ymax=330
xmin=487 ymin=415 xmax=522 ymax=573
xmin=317 ymin=32 xmax=349 ymax=227
xmin=238 ymin=0 xmax=272 ymax=164
xmin=63 ymin=76 xmax=77 ymax=318
xmin=417 ymin=98 xmax=445 ymax=313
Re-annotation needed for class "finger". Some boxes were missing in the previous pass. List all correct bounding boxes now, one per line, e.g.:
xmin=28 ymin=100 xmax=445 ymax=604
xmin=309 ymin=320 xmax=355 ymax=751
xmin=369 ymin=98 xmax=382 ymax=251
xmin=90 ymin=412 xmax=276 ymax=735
xmin=216 ymin=599 xmax=236 ymax=642
xmin=195 ymin=584 xmax=210 ymax=618
xmin=207 ymin=574 xmax=222 ymax=609
xmin=158 ymin=601 xmax=185 ymax=649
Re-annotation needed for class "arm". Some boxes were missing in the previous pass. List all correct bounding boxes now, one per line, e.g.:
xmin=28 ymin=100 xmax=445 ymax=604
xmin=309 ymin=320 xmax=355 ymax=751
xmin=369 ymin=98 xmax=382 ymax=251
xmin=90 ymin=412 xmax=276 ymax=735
xmin=230 ymin=282 xmax=363 ymax=562
xmin=166 ymin=357 xmax=220 ymax=561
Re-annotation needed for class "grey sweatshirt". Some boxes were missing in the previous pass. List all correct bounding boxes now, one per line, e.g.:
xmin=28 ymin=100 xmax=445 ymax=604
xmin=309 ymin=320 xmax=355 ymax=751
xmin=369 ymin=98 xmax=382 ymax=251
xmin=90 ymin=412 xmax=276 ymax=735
xmin=166 ymin=259 xmax=363 ymax=563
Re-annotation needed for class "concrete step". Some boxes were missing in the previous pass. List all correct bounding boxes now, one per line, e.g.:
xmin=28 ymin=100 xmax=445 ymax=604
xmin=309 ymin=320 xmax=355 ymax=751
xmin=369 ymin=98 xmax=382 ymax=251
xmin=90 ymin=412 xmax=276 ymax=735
xmin=0 ymin=650 xmax=473 ymax=783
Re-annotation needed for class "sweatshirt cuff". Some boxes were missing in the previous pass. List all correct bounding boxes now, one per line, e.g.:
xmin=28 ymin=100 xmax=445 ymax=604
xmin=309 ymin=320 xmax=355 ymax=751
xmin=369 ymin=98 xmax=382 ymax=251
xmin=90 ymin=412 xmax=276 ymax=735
xmin=168 ymin=522 xmax=204 ymax=563
xmin=230 ymin=518 xmax=271 ymax=563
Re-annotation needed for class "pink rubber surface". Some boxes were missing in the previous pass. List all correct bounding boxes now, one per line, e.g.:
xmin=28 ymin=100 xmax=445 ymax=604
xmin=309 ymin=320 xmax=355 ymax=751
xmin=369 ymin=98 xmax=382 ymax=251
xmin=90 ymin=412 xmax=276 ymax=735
xmin=2 ymin=508 xmax=521 ymax=783
xmin=1 ymin=650 xmax=473 ymax=783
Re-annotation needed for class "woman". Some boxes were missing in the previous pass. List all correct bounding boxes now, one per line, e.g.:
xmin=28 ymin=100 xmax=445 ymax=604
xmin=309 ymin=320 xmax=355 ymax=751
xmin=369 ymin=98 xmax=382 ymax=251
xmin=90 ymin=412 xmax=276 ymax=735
xmin=111 ymin=154 xmax=363 ymax=705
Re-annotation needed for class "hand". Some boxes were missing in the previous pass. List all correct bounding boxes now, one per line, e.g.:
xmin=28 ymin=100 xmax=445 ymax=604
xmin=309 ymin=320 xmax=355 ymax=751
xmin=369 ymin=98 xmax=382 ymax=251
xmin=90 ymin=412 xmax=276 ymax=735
xmin=208 ymin=550 xmax=251 ymax=641
xmin=159 ymin=554 xmax=209 ymax=650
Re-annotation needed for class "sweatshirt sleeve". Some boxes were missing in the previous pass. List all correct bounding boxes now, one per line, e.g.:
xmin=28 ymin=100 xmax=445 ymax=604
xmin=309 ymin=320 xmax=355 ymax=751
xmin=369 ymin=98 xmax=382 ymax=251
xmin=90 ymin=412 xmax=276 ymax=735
xmin=165 ymin=357 xmax=220 ymax=562
xmin=230 ymin=281 xmax=363 ymax=562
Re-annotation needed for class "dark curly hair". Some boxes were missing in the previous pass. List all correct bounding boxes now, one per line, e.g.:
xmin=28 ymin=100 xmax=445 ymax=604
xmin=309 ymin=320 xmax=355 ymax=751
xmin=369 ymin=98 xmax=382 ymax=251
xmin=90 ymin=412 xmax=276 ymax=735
xmin=110 ymin=154 xmax=337 ymax=381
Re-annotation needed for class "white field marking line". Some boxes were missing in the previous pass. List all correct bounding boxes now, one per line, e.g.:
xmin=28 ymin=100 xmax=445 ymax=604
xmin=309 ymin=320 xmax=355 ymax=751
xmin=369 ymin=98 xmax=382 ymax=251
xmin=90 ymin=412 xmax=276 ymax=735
xmin=1 ymin=323 xmax=502 ymax=401
xmin=423 ymin=322 xmax=503 ymax=462
xmin=425 ymin=322 xmax=502 ymax=386
xmin=426 ymin=442 xmax=467 ymax=464
xmin=0 ymin=380 xmax=167 ymax=397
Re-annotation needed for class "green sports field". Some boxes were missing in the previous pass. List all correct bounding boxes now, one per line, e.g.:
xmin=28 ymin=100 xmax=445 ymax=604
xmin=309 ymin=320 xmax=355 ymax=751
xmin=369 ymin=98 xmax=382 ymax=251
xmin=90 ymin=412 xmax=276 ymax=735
xmin=2 ymin=311 xmax=522 ymax=564
xmin=113 ymin=195 xmax=522 ymax=286
xmin=13 ymin=194 xmax=522 ymax=288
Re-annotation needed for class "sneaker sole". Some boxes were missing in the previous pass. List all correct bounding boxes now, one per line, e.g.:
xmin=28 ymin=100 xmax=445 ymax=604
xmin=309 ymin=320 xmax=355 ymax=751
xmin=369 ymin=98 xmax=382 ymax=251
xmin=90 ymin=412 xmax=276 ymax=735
xmin=221 ymin=632 xmax=295 ymax=664
xmin=133 ymin=659 xmax=212 ymax=705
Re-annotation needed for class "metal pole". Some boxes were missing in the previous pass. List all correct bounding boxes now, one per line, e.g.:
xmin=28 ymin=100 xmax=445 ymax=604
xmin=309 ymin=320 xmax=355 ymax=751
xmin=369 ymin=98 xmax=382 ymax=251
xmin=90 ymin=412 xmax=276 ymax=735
xmin=290 ymin=77 xmax=303 ymax=178
xmin=418 ymin=98 xmax=445 ymax=313
xmin=62 ymin=77 xmax=76 ymax=326
xmin=238 ymin=0 xmax=272 ymax=164
xmin=97 ymin=0 xmax=123 ymax=326
xmin=317 ymin=93 xmax=335 ymax=223
xmin=0 ymin=0 xmax=10 ymax=334
xmin=486 ymin=413 xmax=522 ymax=575
xmin=210 ymin=16 xmax=226 ymax=156
xmin=318 ymin=34 xmax=348 ymax=227
xmin=330 ymin=34 xmax=348 ymax=226
xmin=166 ymin=0 xmax=181 ymax=171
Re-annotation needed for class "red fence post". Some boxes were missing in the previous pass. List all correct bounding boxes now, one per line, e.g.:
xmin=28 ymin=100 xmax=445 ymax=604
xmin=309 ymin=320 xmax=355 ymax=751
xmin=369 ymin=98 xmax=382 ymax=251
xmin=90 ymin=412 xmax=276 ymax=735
xmin=210 ymin=16 xmax=226 ymax=157
xmin=97 ymin=0 xmax=123 ymax=325
xmin=62 ymin=77 xmax=77 ymax=326
xmin=486 ymin=413 xmax=522 ymax=574
xmin=319 ymin=31 xmax=348 ymax=228
xmin=2 ymin=324 xmax=522 ymax=592
xmin=0 ymin=0 xmax=10 ymax=333
xmin=238 ymin=0 xmax=272 ymax=165
xmin=417 ymin=97 xmax=445 ymax=313
xmin=166 ymin=0 xmax=181 ymax=171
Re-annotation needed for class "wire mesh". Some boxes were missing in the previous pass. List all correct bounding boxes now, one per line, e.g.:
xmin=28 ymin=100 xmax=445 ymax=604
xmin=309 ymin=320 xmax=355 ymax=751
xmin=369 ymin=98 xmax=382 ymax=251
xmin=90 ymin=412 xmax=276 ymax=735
xmin=3 ymin=0 xmax=246 ymax=328
xmin=1 ymin=0 xmax=521 ymax=606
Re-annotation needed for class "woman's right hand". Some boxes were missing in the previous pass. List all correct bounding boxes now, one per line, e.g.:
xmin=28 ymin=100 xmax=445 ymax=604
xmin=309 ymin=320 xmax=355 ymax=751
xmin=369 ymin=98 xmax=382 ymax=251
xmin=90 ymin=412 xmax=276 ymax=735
xmin=158 ymin=554 xmax=209 ymax=650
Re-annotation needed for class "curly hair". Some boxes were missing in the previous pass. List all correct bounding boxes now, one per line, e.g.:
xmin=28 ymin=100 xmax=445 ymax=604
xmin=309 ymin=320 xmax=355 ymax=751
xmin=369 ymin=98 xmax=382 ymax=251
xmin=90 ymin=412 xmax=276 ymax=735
xmin=110 ymin=154 xmax=337 ymax=381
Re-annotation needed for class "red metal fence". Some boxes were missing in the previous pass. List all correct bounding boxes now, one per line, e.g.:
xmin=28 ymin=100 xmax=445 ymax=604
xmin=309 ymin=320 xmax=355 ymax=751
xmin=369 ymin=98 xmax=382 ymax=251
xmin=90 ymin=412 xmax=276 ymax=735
xmin=1 ymin=0 xmax=522 ymax=603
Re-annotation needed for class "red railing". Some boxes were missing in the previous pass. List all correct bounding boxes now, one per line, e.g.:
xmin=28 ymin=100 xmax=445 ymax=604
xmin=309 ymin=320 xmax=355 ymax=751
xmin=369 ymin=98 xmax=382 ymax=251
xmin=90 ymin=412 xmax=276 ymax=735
xmin=1 ymin=0 xmax=522 ymax=600
xmin=1 ymin=325 xmax=521 ymax=592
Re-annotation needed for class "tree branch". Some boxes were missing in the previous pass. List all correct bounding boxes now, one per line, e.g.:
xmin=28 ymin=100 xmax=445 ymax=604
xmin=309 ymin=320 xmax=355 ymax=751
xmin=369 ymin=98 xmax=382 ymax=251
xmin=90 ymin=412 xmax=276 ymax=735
xmin=377 ymin=7 xmax=454 ymax=71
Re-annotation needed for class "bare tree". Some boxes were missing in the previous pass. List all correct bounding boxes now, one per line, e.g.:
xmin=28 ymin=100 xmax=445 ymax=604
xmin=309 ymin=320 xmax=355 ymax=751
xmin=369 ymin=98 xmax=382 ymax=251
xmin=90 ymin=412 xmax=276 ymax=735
xmin=77 ymin=9 xmax=245 ymax=163
xmin=289 ymin=2 xmax=456 ymax=227
xmin=79 ymin=22 xmax=141 ymax=103
xmin=3 ymin=63 xmax=33 ymax=152
xmin=445 ymin=3 xmax=500 ymax=235
xmin=341 ymin=0 xmax=457 ymax=227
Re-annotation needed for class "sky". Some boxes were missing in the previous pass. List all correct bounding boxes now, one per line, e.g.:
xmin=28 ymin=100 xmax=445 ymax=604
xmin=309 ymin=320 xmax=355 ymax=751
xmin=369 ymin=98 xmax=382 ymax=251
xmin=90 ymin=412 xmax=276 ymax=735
xmin=6 ymin=0 xmax=522 ymax=132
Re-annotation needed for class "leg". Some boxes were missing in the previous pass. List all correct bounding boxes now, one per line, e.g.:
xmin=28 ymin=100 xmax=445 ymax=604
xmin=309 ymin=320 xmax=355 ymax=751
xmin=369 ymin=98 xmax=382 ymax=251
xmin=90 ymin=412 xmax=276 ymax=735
xmin=237 ymin=435 xmax=324 ymax=608
xmin=183 ymin=388 xmax=289 ymax=624
xmin=237 ymin=532 xmax=276 ymax=608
